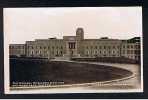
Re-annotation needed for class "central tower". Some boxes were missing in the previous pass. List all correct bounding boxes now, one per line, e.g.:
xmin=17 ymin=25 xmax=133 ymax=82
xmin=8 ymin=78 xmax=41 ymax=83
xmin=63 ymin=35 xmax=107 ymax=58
xmin=76 ymin=27 xmax=84 ymax=41
xmin=76 ymin=27 xmax=84 ymax=56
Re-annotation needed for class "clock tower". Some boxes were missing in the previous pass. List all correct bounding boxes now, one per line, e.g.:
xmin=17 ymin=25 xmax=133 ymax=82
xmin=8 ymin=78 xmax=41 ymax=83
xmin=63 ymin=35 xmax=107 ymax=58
xmin=76 ymin=27 xmax=84 ymax=41
xmin=76 ymin=27 xmax=84 ymax=56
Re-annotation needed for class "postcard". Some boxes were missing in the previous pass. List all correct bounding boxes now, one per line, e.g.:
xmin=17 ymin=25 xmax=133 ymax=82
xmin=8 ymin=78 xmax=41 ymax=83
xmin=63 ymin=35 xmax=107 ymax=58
xmin=3 ymin=7 xmax=143 ymax=94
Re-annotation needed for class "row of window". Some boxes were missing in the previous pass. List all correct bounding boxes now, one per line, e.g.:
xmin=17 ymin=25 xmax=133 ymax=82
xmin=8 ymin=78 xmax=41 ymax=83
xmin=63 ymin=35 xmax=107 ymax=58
xmin=10 ymin=51 xmax=25 ymax=54
xmin=28 ymin=46 xmax=63 ymax=49
xmin=10 ymin=44 xmax=140 ymax=50
xmin=30 ymin=50 xmax=63 ymax=55
xmin=84 ymin=45 xmax=120 ymax=49
xmin=122 ymin=50 xmax=140 ymax=54
xmin=124 ymin=55 xmax=140 ymax=60
xmin=84 ymin=42 xmax=121 ymax=45
xmin=85 ymin=50 xmax=119 ymax=55
xmin=122 ymin=45 xmax=140 ymax=49
xmin=10 ymin=46 xmax=24 ymax=49
xmin=85 ymin=54 xmax=119 ymax=57
xmin=69 ymin=42 xmax=76 ymax=49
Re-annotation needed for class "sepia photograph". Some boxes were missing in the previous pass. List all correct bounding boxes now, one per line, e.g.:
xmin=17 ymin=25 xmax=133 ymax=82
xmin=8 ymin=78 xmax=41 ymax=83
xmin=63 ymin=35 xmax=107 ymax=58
xmin=3 ymin=7 xmax=143 ymax=94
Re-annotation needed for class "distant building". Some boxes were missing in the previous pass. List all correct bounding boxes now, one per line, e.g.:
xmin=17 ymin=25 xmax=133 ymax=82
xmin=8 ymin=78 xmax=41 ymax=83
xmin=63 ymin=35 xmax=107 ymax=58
xmin=9 ymin=28 xmax=141 ymax=61
xmin=9 ymin=44 xmax=25 ymax=57
xmin=121 ymin=37 xmax=141 ymax=60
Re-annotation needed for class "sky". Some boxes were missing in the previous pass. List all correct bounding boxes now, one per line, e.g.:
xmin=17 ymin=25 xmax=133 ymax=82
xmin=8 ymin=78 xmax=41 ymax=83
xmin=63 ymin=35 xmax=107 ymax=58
xmin=4 ymin=7 xmax=142 ymax=44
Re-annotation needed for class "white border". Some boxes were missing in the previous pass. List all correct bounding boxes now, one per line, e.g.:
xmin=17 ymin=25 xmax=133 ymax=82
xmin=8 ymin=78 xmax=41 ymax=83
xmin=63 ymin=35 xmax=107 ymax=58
xmin=3 ymin=7 xmax=143 ymax=94
xmin=4 ymin=8 xmax=10 ymax=93
xmin=140 ymin=6 xmax=143 ymax=92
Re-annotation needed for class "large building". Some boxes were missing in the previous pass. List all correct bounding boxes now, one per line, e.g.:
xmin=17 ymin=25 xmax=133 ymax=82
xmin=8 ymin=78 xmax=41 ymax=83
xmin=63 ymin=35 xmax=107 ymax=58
xmin=9 ymin=28 xmax=141 ymax=61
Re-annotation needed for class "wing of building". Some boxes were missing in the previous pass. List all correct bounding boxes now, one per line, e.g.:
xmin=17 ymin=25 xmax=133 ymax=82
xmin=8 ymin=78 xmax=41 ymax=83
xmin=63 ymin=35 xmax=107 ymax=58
xmin=9 ymin=28 xmax=141 ymax=61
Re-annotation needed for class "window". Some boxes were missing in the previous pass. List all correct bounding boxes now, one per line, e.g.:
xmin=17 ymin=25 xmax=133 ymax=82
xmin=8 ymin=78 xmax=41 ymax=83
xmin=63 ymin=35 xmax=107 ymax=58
xmin=39 ymin=50 xmax=41 ymax=54
xmin=138 ymin=45 xmax=140 ymax=49
xmin=131 ymin=45 xmax=133 ymax=49
xmin=135 ymin=56 xmax=137 ymax=59
xmin=131 ymin=50 xmax=134 ymax=54
xmin=60 ymin=51 xmax=63 ymax=55
xmin=135 ymin=45 xmax=137 ymax=49
xmin=99 ymin=46 xmax=102 ymax=49
xmin=108 ymin=50 xmax=111 ymax=54
xmin=123 ymin=45 xmax=125 ymax=48
xmin=69 ymin=42 xmax=76 ymax=49
xmin=127 ymin=50 xmax=130 ymax=54
xmin=108 ymin=46 xmax=111 ymax=49
xmin=104 ymin=46 xmax=106 ymax=49
xmin=112 ymin=50 xmax=115 ymax=54
xmin=135 ymin=50 xmax=140 ymax=54
xmin=56 ymin=51 xmax=58 ymax=55
xmin=127 ymin=45 xmax=129 ymax=49
xmin=104 ymin=51 xmax=106 ymax=54
xmin=31 ymin=51 xmax=34 ymax=57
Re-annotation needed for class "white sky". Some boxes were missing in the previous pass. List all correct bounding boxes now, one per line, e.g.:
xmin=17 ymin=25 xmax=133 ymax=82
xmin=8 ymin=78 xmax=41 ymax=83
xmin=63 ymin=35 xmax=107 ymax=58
xmin=4 ymin=7 xmax=142 ymax=44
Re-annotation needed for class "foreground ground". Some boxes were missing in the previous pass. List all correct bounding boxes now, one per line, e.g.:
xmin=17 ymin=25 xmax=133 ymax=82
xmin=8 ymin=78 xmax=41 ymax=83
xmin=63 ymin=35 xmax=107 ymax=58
xmin=10 ymin=58 xmax=132 ymax=85
xmin=9 ymin=58 xmax=142 ymax=93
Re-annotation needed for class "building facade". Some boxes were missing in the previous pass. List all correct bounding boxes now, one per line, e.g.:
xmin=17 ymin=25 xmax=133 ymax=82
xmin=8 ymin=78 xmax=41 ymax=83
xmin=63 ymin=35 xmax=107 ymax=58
xmin=9 ymin=44 xmax=26 ymax=57
xmin=9 ymin=28 xmax=141 ymax=61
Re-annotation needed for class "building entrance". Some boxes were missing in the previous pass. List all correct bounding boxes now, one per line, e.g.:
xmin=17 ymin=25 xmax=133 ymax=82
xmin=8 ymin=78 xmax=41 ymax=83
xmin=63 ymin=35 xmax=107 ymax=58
xmin=68 ymin=42 xmax=76 ymax=57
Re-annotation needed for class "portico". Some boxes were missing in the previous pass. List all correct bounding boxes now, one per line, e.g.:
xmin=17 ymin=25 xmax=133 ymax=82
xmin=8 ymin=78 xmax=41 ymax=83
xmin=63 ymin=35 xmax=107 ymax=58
xmin=63 ymin=36 xmax=79 ymax=57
